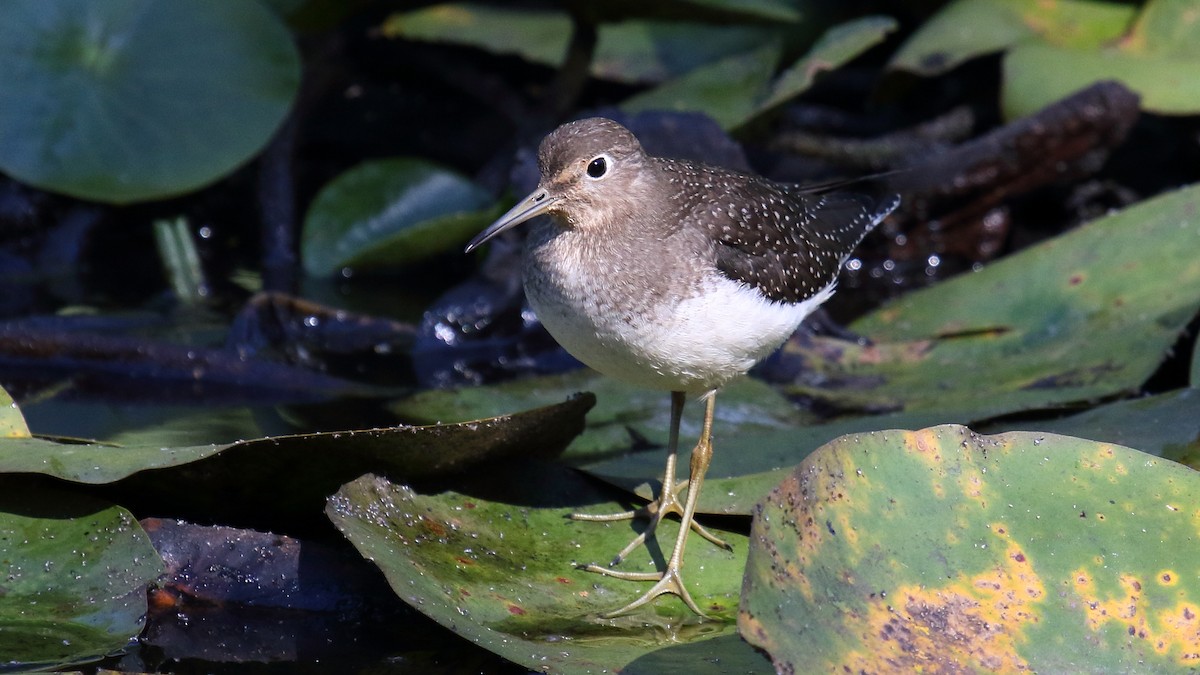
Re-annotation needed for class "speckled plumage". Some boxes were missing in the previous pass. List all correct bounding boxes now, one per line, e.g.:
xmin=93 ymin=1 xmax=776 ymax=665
xmin=488 ymin=117 xmax=897 ymax=394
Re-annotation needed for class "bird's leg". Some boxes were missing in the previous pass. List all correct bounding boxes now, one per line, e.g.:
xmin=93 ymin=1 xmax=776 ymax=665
xmin=593 ymin=394 xmax=720 ymax=617
xmin=573 ymin=392 xmax=728 ymax=568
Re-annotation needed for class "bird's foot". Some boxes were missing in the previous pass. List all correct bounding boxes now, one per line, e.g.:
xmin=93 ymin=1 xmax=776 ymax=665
xmin=570 ymin=480 xmax=729 ymax=565
xmin=584 ymin=559 xmax=707 ymax=618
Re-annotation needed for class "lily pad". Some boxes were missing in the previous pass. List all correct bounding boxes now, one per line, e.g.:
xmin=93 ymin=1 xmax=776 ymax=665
xmin=301 ymin=158 xmax=497 ymax=276
xmin=740 ymin=425 xmax=1200 ymax=672
xmin=0 ymin=483 xmax=164 ymax=670
xmin=782 ymin=183 xmax=1200 ymax=418
xmin=327 ymin=464 xmax=770 ymax=674
xmin=0 ymin=0 xmax=300 ymax=203
xmin=889 ymin=0 xmax=1136 ymax=76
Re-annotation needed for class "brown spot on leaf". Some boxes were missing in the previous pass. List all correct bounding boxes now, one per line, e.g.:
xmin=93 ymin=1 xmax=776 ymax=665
xmin=507 ymin=604 xmax=525 ymax=615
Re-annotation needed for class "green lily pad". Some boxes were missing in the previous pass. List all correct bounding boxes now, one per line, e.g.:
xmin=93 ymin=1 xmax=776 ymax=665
xmin=888 ymin=0 xmax=1135 ymax=76
xmin=782 ymin=183 xmax=1200 ymax=418
xmin=327 ymin=465 xmax=770 ymax=674
xmin=740 ymin=425 xmax=1200 ymax=672
xmin=382 ymin=4 xmax=782 ymax=85
xmin=302 ymin=158 xmax=497 ymax=276
xmin=0 ymin=0 xmax=300 ymax=203
xmin=0 ymin=483 xmax=164 ymax=670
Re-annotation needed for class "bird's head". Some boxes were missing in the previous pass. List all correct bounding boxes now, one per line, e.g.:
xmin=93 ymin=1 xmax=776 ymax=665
xmin=465 ymin=118 xmax=650 ymax=252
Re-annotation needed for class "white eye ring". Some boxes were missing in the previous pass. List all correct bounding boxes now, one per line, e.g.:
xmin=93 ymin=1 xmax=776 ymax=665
xmin=585 ymin=154 xmax=611 ymax=179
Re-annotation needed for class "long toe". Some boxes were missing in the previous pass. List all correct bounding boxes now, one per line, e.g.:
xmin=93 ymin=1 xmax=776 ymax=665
xmin=600 ymin=565 xmax=707 ymax=618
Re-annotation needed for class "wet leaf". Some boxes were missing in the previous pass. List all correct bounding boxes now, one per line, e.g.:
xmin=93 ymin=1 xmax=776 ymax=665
xmin=0 ymin=0 xmax=299 ymax=203
xmin=0 ymin=483 xmax=164 ymax=670
xmin=301 ymin=158 xmax=496 ymax=276
xmin=889 ymin=0 xmax=1135 ymax=76
xmin=740 ymin=425 xmax=1200 ymax=672
xmin=784 ymin=183 xmax=1200 ymax=418
xmin=327 ymin=465 xmax=770 ymax=674
xmin=382 ymin=4 xmax=782 ymax=85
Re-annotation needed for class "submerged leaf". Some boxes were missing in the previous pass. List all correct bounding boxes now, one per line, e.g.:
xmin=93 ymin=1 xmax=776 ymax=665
xmin=740 ymin=425 xmax=1200 ymax=672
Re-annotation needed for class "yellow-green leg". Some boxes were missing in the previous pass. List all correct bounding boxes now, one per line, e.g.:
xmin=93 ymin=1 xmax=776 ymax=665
xmin=574 ymin=392 xmax=724 ymax=617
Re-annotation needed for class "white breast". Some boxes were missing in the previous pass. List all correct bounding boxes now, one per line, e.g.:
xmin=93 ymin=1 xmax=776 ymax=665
xmin=526 ymin=256 xmax=832 ymax=394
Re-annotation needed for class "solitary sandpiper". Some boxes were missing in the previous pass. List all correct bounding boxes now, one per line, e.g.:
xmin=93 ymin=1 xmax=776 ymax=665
xmin=466 ymin=117 xmax=899 ymax=618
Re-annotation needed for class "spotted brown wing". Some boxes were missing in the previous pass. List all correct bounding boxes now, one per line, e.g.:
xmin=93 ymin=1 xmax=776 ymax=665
xmin=706 ymin=180 xmax=897 ymax=304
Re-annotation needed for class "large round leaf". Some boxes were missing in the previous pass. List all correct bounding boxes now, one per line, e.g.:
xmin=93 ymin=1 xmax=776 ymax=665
xmin=740 ymin=425 xmax=1200 ymax=672
xmin=301 ymin=158 xmax=496 ymax=276
xmin=0 ymin=0 xmax=300 ymax=203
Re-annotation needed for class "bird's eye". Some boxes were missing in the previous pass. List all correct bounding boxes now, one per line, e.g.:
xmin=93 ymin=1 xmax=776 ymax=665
xmin=586 ymin=156 xmax=608 ymax=179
